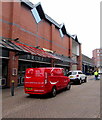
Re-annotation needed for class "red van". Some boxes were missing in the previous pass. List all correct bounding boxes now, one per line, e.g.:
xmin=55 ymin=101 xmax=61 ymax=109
xmin=24 ymin=67 xmax=71 ymax=97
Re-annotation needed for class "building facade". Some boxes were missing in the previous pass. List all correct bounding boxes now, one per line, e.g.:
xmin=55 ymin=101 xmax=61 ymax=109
xmin=92 ymin=48 xmax=102 ymax=73
xmin=1 ymin=0 xmax=82 ymax=88
xmin=82 ymin=54 xmax=95 ymax=75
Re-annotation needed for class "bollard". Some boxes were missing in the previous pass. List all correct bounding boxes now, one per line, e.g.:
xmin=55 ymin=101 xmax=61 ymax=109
xmin=11 ymin=80 xmax=15 ymax=96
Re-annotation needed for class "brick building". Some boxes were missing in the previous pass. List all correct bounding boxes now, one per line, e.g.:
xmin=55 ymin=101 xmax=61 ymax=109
xmin=92 ymin=48 xmax=102 ymax=73
xmin=0 ymin=0 xmax=82 ymax=88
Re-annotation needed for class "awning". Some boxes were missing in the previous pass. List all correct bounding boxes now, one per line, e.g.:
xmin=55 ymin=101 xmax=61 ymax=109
xmin=52 ymin=53 xmax=77 ymax=64
xmin=0 ymin=39 xmax=77 ymax=64
xmin=0 ymin=39 xmax=60 ymax=60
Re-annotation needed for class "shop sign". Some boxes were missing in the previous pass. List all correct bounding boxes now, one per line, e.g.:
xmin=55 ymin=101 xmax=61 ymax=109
xmin=12 ymin=68 xmax=17 ymax=76
xmin=19 ymin=54 xmax=51 ymax=63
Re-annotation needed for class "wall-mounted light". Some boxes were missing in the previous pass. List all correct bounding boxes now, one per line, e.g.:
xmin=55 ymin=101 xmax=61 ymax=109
xmin=53 ymin=51 xmax=56 ymax=53
xmin=35 ymin=46 xmax=40 ymax=49
xmin=2 ymin=38 xmax=19 ymax=42
xmin=14 ymin=38 xmax=19 ymax=41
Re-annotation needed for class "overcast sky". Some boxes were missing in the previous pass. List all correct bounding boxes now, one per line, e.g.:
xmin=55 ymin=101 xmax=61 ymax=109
xmin=30 ymin=0 xmax=100 ymax=58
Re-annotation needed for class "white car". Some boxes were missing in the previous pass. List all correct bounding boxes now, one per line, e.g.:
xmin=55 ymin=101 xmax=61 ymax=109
xmin=67 ymin=70 xmax=87 ymax=84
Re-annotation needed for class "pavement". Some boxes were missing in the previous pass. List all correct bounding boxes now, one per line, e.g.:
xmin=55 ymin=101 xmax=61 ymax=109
xmin=1 ymin=75 xmax=101 ymax=119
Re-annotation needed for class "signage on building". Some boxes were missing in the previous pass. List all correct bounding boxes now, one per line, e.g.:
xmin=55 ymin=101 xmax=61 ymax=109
xmin=12 ymin=68 xmax=17 ymax=76
xmin=42 ymin=48 xmax=53 ymax=53
xmin=19 ymin=54 xmax=51 ymax=63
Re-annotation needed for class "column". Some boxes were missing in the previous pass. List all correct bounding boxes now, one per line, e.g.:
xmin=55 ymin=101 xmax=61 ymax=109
xmin=7 ymin=51 xmax=18 ymax=87
xmin=10 ymin=1 xmax=21 ymax=39
xmin=77 ymin=43 xmax=82 ymax=70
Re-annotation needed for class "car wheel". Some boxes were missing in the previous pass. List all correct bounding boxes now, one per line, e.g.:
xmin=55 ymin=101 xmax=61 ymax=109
xmin=66 ymin=83 xmax=71 ymax=90
xmin=29 ymin=94 xmax=34 ymax=97
xmin=79 ymin=79 xmax=82 ymax=84
xmin=51 ymin=87 xmax=57 ymax=97
xmin=84 ymin=77 xmax=87 ymax=83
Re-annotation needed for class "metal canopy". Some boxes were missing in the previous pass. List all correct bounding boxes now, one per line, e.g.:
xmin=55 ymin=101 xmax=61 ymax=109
xmin=0 ymin=39 xmax=60 ymax=60
xmin=52 ymin=53 xmax=77 ymax=64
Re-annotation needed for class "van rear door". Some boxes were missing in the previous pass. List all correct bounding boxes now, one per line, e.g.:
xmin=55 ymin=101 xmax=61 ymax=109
xmin=24 ymin=68 xmax=45 ymax=88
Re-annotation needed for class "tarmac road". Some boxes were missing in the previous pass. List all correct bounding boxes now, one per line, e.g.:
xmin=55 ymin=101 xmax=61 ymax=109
xmin=2 ymin=76 xmax=100 ymax=118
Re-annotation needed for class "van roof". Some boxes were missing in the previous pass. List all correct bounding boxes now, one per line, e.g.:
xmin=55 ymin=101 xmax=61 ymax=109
xmin=69 ymin=70 xmax=82 ymax=72
xmin=27 ymin=67 xmax=63 ymax=70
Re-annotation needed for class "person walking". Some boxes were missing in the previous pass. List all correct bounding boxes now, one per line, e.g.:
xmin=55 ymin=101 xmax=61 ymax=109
xmin=94 ymin=71 xmax=99 ymax=80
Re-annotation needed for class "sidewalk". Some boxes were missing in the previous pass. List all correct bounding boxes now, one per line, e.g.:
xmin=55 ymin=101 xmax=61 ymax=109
xmin=87 ymin=75 xmax=94 ymax=80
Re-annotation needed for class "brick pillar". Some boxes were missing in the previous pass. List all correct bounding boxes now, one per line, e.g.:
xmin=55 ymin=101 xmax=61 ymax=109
xmin=10 ymin=1 xmax=21 ymax=39
xmin=69 ymin=37 xmax=72 ymax=58
xmin=51 ymin=24 xmax=56 ymax=66
xmin=51 ymin=24 xmax=55 ymax=51
xmin=77 ymin=44 xmax=82 ymax=70
xmin=69 ymin=37 xmax=73 ymax=70
xmin=7 ymin=51 xmax=18 ymax=87
xmin=51 ymin=59 xmax=55 ymax=67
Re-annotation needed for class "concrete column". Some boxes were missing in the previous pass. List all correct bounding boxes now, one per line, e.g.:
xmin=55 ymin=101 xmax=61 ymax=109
xmin=7 ymin=51 xmax=18 ymax=87
xmin=69 ymin=37 xmax=73 ymax=70
xmin=77 ymin=44 xmax=82 ymax=70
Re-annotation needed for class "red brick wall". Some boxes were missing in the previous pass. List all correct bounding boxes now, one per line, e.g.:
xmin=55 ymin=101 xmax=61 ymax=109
xmin=2 ymin=2 xmax=71 ymax=57
xmin=2 ymin=2 xmax=13 ymax=38
xmin=1 ymin=1 xmax=83 ymax=87
xmin=1 ymin=1 xmax=82 ymax=58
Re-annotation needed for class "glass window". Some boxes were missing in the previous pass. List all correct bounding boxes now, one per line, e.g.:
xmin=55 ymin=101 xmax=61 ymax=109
xmin=78 ymin=72 xmax=82 ymax=74
xmin=59 ymin=29 xmax=64 ymax=38
xmin=31 ymin=8 xmax=41 ymax=23
xmin=97 ymin=50 xmax=100 ymax=53
xmin=72 ymin=72 xmax=77 ymax=75
xmin=67 ymin=72 xmax=72 ymax=76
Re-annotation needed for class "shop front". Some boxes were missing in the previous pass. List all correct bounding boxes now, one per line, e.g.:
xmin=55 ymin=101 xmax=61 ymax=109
xmin=1 ymin=48 xmax=9 ymax=88
xmin=0 ymin=39 xmax=60 ymax=87
xmin=18 ymin=54 xmax=52 ymax=86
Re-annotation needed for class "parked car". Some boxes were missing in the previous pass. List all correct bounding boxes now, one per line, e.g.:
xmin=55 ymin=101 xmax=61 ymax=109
xmin=67 ymin=70 xmax=87 ymax=84
xmin=24 ymin=67 xmax=71 ymax=97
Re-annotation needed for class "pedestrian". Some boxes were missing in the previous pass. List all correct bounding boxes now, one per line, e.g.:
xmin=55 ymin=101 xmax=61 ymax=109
xmin=94 ymin=71 xmax=99 ymax=80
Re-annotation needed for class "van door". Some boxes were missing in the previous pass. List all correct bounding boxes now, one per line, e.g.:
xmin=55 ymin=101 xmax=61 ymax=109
xmin=25 ymin=68 xmax=45 ymax=88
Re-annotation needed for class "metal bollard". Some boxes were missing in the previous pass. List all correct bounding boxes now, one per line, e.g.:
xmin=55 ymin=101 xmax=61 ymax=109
xmin=11 ymin=80 xmax=15 ymax=96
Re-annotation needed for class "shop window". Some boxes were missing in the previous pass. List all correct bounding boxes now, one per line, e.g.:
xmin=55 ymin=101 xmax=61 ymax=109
xmin=1 ymin=78 xmax=6 ymax=86
xmin=31 ymin=7 xmax=41 ymax=23
xmin=2 ymin=49 xmax=9 ymax=57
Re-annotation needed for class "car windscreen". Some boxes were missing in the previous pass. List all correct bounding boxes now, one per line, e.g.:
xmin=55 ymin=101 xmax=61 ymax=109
xmin=67 ymin=72 xmax=72 ymax=76
xmin=78 ymin=72 xmax=82 ymax=74
xmin=72 ymin=72 xmax=77 ymax=75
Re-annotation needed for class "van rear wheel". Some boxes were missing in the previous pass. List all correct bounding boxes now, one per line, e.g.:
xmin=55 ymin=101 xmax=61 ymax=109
xmin=66 ymin=83 xmax=71 ymax=90
xmin=51 ymin=87 xmax=57 ymax=97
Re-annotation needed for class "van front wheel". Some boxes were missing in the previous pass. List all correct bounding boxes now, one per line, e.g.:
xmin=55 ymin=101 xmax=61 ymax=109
xmin=66 ymin=83 xmax=71 ymax=90
xmin=51 ymin=87 xmax=57 ymax=97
